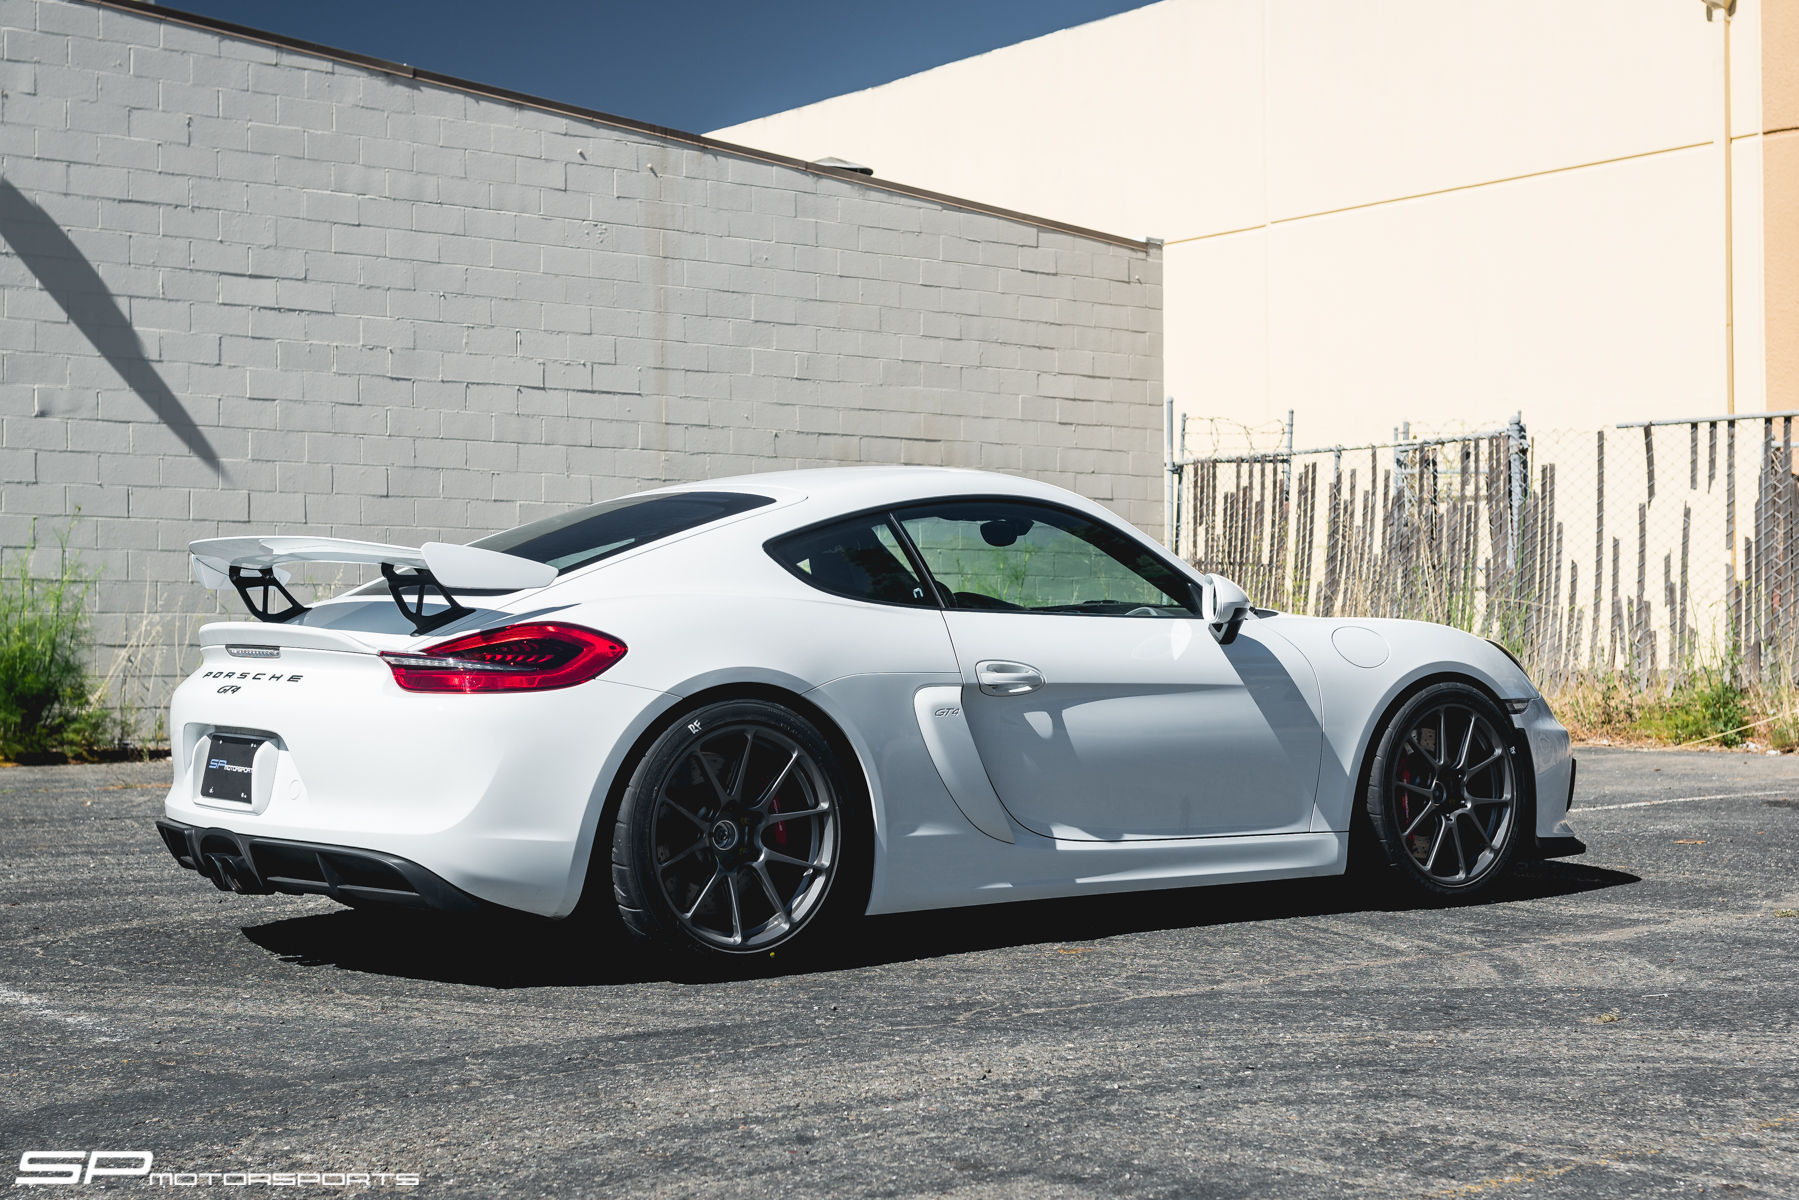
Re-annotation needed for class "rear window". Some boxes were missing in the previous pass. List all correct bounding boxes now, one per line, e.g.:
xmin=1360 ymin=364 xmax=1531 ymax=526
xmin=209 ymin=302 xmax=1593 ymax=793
xmin=473 ymin=490 xmax=774 ymax=574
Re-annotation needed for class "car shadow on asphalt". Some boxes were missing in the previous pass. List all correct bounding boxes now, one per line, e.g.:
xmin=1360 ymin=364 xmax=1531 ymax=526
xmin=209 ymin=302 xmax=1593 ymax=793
xmin=237 ymin=858 xmax=1639 ymax=989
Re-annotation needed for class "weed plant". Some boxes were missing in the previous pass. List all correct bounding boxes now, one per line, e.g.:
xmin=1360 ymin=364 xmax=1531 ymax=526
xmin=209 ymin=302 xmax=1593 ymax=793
xmin=1545 ymin=649 xmax=1787 ymax=750
xmin=0 ymin=523 xmax=107 ymax=760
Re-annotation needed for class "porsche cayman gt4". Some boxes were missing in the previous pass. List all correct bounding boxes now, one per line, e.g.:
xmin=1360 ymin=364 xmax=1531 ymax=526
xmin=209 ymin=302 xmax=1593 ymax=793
xmin=157 ymin=467 xmax=1582 ymax=958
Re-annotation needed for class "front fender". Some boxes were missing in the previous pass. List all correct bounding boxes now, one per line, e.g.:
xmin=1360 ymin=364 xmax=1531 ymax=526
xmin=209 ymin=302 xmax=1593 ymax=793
xmin=1254 ymin=616 xmax=1544 ymax=834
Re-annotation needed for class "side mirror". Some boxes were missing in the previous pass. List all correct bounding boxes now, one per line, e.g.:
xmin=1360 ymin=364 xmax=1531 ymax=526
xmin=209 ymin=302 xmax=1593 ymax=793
xmin=1203 ymin=574 xmax=1252 ymax=645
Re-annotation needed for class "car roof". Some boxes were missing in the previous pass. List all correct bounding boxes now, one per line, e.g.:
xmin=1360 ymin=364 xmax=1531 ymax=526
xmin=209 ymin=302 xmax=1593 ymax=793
xmin=640 ymin=465 xmax=1097 ymax=517
xmin=506 ymin=465 xmax=1187 ymax=606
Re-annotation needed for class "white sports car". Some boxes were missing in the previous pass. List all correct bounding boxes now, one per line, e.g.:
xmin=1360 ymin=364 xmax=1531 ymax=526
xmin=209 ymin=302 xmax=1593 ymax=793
xmin=158 ymin=467 xmax=1582 ymax=959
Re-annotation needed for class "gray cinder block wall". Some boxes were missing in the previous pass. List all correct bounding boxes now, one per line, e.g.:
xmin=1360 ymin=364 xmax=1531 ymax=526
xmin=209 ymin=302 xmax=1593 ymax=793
xmin=0 ymin=0 xmax=1162 ymax=732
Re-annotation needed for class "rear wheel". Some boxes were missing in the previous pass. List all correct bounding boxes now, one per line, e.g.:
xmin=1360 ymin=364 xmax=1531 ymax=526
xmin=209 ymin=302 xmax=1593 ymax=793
xmin=1364 ymin=683 xmax=1522 ymax=897
xmin=611 ymin=699 xmax=865 ymax=958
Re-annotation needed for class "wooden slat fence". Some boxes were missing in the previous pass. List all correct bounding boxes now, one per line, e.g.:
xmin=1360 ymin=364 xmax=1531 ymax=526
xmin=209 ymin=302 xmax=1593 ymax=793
xmin=1172 ymin=414 xmax=1799 ymax=689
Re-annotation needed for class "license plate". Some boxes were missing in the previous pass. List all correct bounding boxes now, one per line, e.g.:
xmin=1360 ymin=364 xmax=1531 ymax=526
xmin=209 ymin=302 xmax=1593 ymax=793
xmin=201 ymin=735 xmax=262 ymax=804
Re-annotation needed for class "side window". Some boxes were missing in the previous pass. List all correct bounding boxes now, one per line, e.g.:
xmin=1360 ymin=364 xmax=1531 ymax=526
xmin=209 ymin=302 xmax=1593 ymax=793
xmin=896 ymin=500 xmax=1197 ymax=616
xmin=767 ymin=514 xmax=933 ymax=607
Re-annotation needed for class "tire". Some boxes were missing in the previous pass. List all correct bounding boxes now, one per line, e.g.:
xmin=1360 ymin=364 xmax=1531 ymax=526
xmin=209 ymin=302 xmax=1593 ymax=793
xmin=610 ymin=698 xmax=868 ymax=958
xmin=1363 ymin=682 xmax=1524 ymax=898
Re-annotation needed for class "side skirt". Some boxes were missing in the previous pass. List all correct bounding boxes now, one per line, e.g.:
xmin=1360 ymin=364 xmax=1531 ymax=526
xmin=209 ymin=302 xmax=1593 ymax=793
xmin=867 ymin=829 xmax=1347 ymax=916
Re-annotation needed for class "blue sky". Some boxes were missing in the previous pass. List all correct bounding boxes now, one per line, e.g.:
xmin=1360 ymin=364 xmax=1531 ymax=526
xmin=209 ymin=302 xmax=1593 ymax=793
xmin=166 ymin=0 xmax=1158 ymax=133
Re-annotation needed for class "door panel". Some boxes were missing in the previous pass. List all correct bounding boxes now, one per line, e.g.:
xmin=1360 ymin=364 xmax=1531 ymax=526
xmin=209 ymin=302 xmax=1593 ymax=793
xmin=942 ymin=612 xmax=1322 ymax=839
xmin=893 ymin=496 xmax=1322 ymax=841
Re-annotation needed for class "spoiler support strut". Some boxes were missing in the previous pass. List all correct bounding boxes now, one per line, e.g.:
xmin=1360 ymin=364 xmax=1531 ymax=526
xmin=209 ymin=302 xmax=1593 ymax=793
xmin=381 ymin=563 xmax=473 ymax=635
xmin=228 ymin=566 xmax=309 ymax=624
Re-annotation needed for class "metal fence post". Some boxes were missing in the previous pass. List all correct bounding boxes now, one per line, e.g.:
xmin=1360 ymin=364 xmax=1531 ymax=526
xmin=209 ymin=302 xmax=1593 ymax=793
xmin=1172 ymin=411 xmax=1189 ymax=559
xmin=1164 ymin=395 xmax=1176 ymax=552
xmin=1506 ymin=412 xmax=1527 ymax=573
xmin=1281 ymin=409 xmax=1295 ymax=506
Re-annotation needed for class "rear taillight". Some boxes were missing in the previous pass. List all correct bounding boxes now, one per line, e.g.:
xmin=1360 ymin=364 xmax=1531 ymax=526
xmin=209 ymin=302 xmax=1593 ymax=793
xmin=380 ymin=623 xmax=626 ymax=693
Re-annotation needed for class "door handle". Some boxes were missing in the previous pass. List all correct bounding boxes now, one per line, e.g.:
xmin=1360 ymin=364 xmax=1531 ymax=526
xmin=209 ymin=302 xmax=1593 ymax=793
xmin=975 ymin=660 xmax=1045 ymax=697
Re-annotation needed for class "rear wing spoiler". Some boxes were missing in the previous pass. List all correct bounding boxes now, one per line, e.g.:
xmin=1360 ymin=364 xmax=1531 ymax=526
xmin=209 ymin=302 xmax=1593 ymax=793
xmin=190 ymin=536 xmax=556 ymax=634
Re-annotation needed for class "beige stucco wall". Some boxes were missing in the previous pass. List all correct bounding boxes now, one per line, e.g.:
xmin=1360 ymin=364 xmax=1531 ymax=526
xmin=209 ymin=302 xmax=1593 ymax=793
xmin=713 ymin=0 xmax=1791 ymax=449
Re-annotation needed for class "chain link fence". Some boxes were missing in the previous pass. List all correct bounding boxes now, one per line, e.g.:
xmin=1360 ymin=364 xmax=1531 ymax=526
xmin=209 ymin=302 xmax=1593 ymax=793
xmin=1170 ymin=411 xmax=1799 ymax=693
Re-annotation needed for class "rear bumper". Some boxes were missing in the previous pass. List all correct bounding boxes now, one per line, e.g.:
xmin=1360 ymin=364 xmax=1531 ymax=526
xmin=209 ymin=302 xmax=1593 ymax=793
xmin=156 ymin=818 xmax=488 ymax=912
xmin=164 ymin=657 xmax=674 ymax=917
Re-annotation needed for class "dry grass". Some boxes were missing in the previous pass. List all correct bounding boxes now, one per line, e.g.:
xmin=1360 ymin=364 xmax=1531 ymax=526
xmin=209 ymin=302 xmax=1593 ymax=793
xmin=1752 ymin=684 xmax=1799 ymax=752
xmin=1548 ymin=673 xmax=1799 ymax=752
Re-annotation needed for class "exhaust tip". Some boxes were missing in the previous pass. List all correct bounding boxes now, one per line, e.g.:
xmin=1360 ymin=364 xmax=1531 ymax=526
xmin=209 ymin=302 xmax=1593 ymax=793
xmin=202 ymin=852 xmax=265 ymax=894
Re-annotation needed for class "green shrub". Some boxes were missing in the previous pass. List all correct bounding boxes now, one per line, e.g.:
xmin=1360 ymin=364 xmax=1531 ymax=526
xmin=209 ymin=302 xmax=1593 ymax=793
xmin=0 ymin=523 xmax=107 ymax=760
xmin=1638 ymin=662 xmax=1753 ymax=748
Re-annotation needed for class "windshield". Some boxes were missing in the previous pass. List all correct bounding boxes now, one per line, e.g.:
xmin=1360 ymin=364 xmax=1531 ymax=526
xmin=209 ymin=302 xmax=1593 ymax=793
xmin=472 ymin=490 xmax=774 ymax=574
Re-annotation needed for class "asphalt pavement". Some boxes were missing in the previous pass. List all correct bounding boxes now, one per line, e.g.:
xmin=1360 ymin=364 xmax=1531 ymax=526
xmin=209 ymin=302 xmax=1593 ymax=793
xmin=2 ymin=748 xmax=1796 ymax=1198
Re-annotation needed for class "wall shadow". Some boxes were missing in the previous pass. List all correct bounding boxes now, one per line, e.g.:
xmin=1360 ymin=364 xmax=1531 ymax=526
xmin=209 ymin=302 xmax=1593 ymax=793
xmin=238 ymin=858 xmax=1640 ymax=990
xmin=0 ymin=179 xmax=222 ymax=473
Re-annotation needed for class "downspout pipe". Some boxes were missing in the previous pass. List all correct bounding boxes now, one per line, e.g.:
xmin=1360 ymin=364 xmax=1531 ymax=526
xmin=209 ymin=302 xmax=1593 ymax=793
xmin=1705 ymin=0 xmax=1738 ymax=413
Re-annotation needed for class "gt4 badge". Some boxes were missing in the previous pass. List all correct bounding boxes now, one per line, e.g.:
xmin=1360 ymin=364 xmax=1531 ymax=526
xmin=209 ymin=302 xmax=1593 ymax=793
xmin=218 ymin=684 xmax=241 ymax=694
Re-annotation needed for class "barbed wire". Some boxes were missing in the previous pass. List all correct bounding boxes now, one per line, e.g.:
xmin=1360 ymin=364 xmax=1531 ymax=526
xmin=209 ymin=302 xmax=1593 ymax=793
xmin=1178 ymin=415 xmax=1290 ymax=460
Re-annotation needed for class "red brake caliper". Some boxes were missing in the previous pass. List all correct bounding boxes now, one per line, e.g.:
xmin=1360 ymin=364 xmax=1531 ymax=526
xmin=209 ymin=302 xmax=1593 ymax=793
xmin=1397 ymin=761 xmax=1419 ymax=852
xmin=768 ymin=789 xmax=789 ymax=850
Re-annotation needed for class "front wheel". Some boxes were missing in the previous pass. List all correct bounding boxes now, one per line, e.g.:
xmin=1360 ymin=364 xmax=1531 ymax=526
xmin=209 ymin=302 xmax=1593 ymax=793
xmin=1364 ymin=683 xmax=1523 ymax=897
xmin=611 ymin=699 xmax=866 ymax=958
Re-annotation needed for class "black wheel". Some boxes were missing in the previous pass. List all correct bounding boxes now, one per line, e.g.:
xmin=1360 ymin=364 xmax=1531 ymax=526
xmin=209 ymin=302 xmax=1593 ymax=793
xmin=1364 ymin=683 xmax=1522 ymax=897
xmin=610 ymin=699 xmax=866 ymax=957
